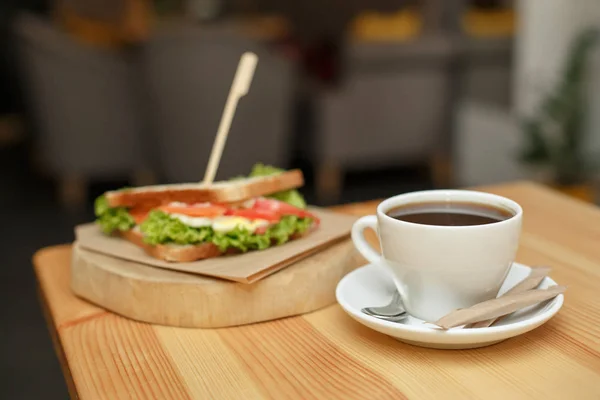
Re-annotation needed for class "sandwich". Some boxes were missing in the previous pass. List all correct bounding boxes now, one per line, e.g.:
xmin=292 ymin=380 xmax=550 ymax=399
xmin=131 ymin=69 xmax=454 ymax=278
xmin=93 ymin=164 xmax=320 ymax=262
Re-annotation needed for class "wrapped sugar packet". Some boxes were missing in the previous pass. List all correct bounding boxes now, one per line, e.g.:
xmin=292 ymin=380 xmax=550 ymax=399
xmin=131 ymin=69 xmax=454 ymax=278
xmin=435 ymin=285 xmax=566 ymax=330
xmin=466 ymin=266 xmax=552 ymax=328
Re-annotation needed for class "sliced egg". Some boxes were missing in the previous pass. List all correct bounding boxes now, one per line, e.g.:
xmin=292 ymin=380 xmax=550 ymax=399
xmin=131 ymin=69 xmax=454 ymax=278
xmin=212 ymin=217 xmax=270 ymax=234
xmin=249 ymin=219 xmax=270 ymax=232
xmin=169 ymin=213 xmax=213 ymax=228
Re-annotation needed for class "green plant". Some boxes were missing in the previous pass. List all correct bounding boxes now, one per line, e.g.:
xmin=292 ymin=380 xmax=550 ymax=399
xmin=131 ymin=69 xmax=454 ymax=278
xmin=519 ymin=28 xmax=599 ymax=185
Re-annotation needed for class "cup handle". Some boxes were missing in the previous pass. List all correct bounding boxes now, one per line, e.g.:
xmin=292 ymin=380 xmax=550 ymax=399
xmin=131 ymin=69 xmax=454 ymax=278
xmin=352 ymin=215 xmax=410 ymax=307
xmin=351 ymin=215 xmax=383 ymax=264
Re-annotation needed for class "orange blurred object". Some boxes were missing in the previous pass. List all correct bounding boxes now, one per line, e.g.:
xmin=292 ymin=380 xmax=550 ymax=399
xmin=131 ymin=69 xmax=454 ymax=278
xmin=462 ymin=8 xmax=516 ymax=38
xmin=350 ymin=9 xmax=422 ymax=42
xmin=53 ymin=0 xmax=154 ymax=47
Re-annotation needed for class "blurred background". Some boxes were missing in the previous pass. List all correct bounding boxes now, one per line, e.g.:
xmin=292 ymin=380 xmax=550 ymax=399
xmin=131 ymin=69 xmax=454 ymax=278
xmin=0 ymin=0 xmax=599 ymax=398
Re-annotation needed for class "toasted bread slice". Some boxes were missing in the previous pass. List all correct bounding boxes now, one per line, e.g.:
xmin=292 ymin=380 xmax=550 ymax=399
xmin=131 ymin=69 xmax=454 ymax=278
xmin=106 ymin=169 xmax=304 ymax=209
xmin=120 ymin=230 xmax=224 ymax=262
xmin=120 ymin=221 xmax=318 ymax=262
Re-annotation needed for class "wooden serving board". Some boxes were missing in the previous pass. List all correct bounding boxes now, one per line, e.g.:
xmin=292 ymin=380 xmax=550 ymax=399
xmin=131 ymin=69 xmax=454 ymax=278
xmin=70 ymin=239 xmax=365 ymax=328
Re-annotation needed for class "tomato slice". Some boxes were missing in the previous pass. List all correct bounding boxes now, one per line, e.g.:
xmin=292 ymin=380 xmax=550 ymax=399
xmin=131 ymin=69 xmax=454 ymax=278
xmin=158 ymin=204 xmax=227 ymax=217
xmin=225 ymin=208 xmax=281 ymax=222
xmin=128 ymin=205 xmax=154 ymax=224
xmin=130 ymin=209 xmax=150 ymax=224
xmin=252 ymin=198 xmax=319 ymax=222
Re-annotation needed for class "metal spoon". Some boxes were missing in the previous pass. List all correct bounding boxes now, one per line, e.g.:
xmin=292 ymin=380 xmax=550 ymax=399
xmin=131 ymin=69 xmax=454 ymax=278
xmin=361 ymin=291 xmax=407 ymax=321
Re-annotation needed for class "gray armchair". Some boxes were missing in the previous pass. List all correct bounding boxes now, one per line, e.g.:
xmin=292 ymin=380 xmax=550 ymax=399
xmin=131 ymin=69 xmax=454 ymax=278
xmin=141 ymin=23 xmax=297 ymax=183
xmin=14 ymin=13 xmax=151 ymax=205
xmin=313 ymin=36 xmax=454 ymax=201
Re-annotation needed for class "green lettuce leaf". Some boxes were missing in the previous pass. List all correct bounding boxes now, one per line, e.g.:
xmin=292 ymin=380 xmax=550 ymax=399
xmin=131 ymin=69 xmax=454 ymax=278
xmin=94 ymin=195 xmax=135 ymax=235
xmin=139 ymin=211 xmax=312 ymax=251
xmin=249 ymin=163 xmax=285 ymax=177
xmin=212 ymin=227 xmax=272 ymax=252
xmin=248 ymin=163 xmax=307 ymax=209
xmin=140 ymin=210 xmax=213 ymax=246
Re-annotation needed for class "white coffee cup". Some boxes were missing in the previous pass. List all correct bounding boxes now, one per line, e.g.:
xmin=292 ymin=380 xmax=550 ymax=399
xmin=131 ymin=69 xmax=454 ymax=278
xmin=351 ymin=190 xmax=523 ymax=322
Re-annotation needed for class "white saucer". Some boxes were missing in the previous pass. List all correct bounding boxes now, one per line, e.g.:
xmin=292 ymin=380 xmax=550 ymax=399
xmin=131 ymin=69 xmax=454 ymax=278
xmin=336 ymin=262 xmax=564 ymax=349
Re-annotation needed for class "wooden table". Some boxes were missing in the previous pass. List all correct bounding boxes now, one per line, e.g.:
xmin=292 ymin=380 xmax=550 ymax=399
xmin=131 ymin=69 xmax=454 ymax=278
xmin=34 ymin=182 xmax=600 ymax=399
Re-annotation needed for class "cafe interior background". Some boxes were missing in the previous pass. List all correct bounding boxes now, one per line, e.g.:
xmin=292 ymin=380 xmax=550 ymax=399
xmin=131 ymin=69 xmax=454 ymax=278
xmin=0 ymin=0 xmax=598 ymax=397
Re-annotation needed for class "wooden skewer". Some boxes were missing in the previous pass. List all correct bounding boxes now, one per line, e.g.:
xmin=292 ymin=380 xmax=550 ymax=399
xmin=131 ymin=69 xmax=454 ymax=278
xmin=202 ymin=52 xmax=258 ymax=185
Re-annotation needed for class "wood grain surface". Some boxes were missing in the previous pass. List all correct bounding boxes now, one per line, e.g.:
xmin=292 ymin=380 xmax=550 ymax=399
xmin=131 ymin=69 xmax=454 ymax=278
xmin=70 ymin=239 xmax=363 ymax=328
xmin=34 ymin=182 xmax=600 ymax=399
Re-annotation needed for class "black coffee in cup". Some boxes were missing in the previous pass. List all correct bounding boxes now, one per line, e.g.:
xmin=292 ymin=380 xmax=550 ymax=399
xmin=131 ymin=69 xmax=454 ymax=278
xmin=386 ymin=201 xmax=514 ymax=227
